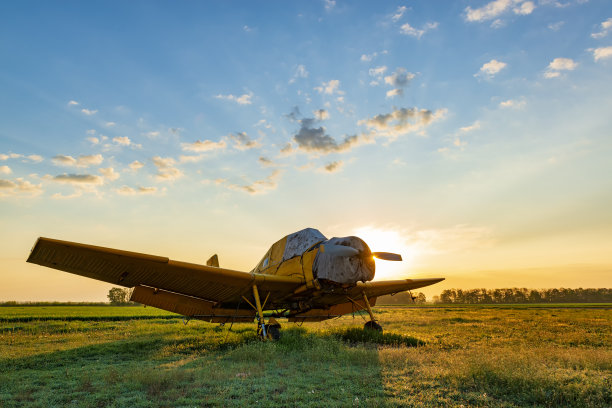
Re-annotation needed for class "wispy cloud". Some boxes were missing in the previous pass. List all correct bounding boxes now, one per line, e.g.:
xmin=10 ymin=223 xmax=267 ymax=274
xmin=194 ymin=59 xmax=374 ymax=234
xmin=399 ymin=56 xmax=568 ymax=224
xmin=116 ymin=185 xmax=159 ymax=195
xmin=314 ymin=79 xmax=343 ymax=95
xmin=391 ymin=6 xmax=407 ymax=22
xmin=52 ymin=154 xmax=104 ymax=168
xmin=258 ymin=156 xmax=275 ymax=167
xmin=215 ymin=92 xmax=253 ymax=105
xmin=591 ymin=17 xmax=612 ymax=39
xmin=181 ymin=139 xmax=227 ymax=152
xmin=500 ymin=98 xmax=526 ymax=109
xmin=399 ymin=21 xmax=438 ymax=39
xmin=81 ymin=108 xmax=98 ymax=116
xmin=475 ymin=59 xmax=507 ymax=78
xmin=67 ymin=100 xmax=79 ymax=106
xmin=544 ymin=57 xmax=577 ymax=78
xmin=226 ymin=169 xmax=282 ymax=195
xmin=289 ymin=64 xmax=309 ymax=83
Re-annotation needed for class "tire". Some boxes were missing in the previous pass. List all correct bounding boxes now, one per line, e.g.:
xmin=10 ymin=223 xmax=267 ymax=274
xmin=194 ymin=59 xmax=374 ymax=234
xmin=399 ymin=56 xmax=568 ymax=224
xmin=265 ymin=324 xmax=281 ymax=340
xmin=364 ymin=320 xmax=383 ymax=333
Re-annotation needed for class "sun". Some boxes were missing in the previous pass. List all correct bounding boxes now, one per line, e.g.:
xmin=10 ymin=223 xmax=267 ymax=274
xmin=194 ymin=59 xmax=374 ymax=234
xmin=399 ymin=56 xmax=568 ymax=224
xmin=352 ymin=226 xmax=420 ymax=281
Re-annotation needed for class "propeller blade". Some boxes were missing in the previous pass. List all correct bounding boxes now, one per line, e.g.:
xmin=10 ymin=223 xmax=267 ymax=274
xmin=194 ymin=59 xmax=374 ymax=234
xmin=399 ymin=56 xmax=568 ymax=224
xmin=320 ymin=244 xmax=359 ymax=257
xmin=372 ymin=252 xmax=402 ymax=261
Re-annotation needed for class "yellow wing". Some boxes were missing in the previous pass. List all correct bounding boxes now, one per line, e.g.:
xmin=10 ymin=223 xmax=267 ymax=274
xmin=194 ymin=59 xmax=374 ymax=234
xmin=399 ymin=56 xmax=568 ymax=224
xmin=27 ymin=237 xmax=304 ymax=306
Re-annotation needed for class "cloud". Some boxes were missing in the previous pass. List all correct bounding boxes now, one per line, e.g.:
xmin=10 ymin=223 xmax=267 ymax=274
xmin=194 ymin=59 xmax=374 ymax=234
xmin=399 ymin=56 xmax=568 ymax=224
xmin=105 ymin=121 xmax=116 ymax=127
xmin=0 ymin=178 xmax=43 ymax=197
xmin=258 ymin=157 xmax=275 ymax=167
xmin=324 ymin=0 xmax=335 ymax=11
xmin=0 ymin=153 xmax=22 ymax=160
xmin=53 ymin=173 xmax=104 ymax=185
xmin=369 ymin=66 xmax=387 ymax=77
xmin=314 ymin=79 xmax=342 ymax=95
xmin=384 ymin=68 xmax=416 ymax=97
xmin=386 ymin=88 xmax=403 ymax=98
xmin=81 ymin=108 xmax=98 ymax=116
xmin=0 ymin=165 xmax=11 ymax=175
xmin=591 ymin=17 xmax=612 ymax=39
xmin=243 ymin=25 xmax=253 ymax=32
xmin=230 ymin=132 xmax=260 ymax=150
xmin=179 ymin=155 xmax=204 ymax=164
xmin=99 ymin=167 xmax=120 ymax=181
xmin=293 ymin=118 xmax=364 ymax=155
xmin=592 ymin=46 xmax=612 ymax=62
xmin=116 ymin=186 xmax=158 ymax=195
xmin=226 ymin=169 xmax=282 ymax=195
xmin=322 ymin=160 xmax=343 ymax=173
xmin=145 ymin=131 xmax=160 ymax=138
xmin=399 ymin=22 xmax=438 ymax=38
xmin=514 ymin=1 xmax=535 ymax=15
xmin=459 ymin=121 xmax=481 ymax=133
xmin=361 ymin=52 xmax=377 ymax=62
xmin=152 ymin=156 xmax=183 ymax=182
xmin=548 ymin=21 xmax=564 ymax=31
xmin=87 ymin=137 xmax=99 ymax=144
xmin=129 ymin=160 xmax=144 ymax=171
xmin=464 ymin=0 xmax=535 ymax=23
xmin=215 ymin=92 xmax=253 ymax=105
xmin=52 ymin=154 xmax=104 ymax=168
xmin=67 ymin=100 xmax=79 ymax=106
xmin=359 ymin=107 xmax=447 ymax=141
xmin=181 ymin=139 xmax=227 ymax=152
xmin=313 ymin=109 xmax=329 ymax=120
xmin=289 ymin=64 xmax=309 ymax=83
xmin=544 ymin=57 xmax=577 ymax=78
xmin=475 ymin=59 xmax=507 ymax=78
xmin=391 ymin=6 xmax=407 ymax=22
xmin=112 ymin=136 xmax=131 ymax=146
xmin=499 ymin=98 xmax=526 ymax=109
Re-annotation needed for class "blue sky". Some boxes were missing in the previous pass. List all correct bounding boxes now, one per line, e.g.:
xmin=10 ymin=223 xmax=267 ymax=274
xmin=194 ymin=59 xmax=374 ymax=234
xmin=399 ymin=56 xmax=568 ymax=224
xmin=1 ymin=1 xmax=611 ymax=301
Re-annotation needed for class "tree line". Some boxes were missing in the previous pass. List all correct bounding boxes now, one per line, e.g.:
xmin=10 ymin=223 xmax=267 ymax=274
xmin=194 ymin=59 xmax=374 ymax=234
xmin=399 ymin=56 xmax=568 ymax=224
xmin=431 ymin=288 xmax=612 ymax=304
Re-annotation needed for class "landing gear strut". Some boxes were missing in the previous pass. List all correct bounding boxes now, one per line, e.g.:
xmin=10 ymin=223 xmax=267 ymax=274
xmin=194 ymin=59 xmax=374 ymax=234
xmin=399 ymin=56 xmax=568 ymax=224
xmin=250 ymin=285 xmax=282 ymax=341
xmin=361 ymin=292 xmax=383 ymax=334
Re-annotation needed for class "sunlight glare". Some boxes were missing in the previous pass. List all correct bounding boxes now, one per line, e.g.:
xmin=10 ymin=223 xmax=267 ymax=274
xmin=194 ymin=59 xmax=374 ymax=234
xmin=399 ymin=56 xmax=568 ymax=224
xmin=352 ymin=226 xmax=419 ymax=281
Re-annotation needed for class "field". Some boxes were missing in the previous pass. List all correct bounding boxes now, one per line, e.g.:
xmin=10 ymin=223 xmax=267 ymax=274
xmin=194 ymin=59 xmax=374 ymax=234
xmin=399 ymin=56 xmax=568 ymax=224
xmin=1 ymin=305 xmax=610 ymax=407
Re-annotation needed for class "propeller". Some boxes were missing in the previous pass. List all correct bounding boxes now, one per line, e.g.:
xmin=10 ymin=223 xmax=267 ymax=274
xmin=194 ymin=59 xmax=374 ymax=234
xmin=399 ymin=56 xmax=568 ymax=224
xmin=320 ymin=245 xmax=402 ymax=261
xmin=319 ymin=244 xmax=359 ymax=257
xmin=372 ymin=252 xmax=402 ymax=261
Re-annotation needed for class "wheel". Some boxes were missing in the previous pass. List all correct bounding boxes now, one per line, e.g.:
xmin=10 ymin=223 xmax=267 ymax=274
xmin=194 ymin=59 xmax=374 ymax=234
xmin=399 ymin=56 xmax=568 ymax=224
xmin=364 ymin=320 xmax=383 ymax=333
xmin=265 ymin=324 xmax=281 ymax=340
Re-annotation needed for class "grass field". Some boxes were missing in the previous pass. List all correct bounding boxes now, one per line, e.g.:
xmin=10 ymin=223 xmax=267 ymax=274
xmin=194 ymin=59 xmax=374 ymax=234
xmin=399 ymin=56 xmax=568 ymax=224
xmin=1 ymin=305 xmax=610 ymax=407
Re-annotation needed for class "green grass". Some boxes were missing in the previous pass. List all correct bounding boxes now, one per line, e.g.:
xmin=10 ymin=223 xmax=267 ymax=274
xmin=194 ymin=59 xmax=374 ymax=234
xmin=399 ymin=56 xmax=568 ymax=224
xmin=1 ymin=305 xmax=610 ymax=407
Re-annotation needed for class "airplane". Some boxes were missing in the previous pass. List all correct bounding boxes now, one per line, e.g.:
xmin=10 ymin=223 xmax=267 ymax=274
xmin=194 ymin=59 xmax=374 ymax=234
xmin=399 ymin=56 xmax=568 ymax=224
xmin=27 ymin=228 xmax=444 ymax=340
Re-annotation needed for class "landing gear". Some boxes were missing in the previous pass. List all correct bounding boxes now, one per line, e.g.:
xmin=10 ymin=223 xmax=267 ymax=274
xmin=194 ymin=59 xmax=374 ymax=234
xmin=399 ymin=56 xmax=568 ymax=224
xmin=364 ymin=320 xmax=383 ymax=332
xmin=265 ymin=321 xmax=281 ymax=340
xmin=361 ymin=292 xmax=383 ymax=334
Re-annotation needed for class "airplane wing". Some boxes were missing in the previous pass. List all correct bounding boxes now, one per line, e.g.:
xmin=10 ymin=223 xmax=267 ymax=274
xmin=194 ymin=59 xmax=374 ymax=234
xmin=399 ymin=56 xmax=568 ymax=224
xmin=27 ymin=237 xmax=304 ymax=305
xmin=355 ymin=278 xmax=445 ymax=299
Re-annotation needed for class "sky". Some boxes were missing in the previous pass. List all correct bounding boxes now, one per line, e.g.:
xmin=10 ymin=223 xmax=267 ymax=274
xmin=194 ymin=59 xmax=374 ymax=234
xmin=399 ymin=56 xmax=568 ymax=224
xmin=1 ymin=0 xmax=611 ymax=301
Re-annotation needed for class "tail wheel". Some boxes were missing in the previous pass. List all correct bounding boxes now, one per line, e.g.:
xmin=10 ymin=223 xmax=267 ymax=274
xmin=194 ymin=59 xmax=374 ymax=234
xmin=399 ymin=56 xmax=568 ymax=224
xmin=364 ymin=320 xmax=383 ymax=333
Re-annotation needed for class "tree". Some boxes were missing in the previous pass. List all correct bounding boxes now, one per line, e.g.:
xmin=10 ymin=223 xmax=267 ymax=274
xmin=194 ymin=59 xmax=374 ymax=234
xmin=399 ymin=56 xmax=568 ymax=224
xmin=107 ymin=287 xmax=131 ymax=304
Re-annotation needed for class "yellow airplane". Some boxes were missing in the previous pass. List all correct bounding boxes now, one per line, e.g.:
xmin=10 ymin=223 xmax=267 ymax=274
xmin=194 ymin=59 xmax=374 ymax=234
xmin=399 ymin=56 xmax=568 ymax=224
xmin=27 ymin=228 xmax=443 ymax=339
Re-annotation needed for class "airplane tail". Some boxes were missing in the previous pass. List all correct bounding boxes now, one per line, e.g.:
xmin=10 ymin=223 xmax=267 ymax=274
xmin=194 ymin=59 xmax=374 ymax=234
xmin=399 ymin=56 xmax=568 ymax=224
xmin=206 ymin=254 xmax=219 ymax=267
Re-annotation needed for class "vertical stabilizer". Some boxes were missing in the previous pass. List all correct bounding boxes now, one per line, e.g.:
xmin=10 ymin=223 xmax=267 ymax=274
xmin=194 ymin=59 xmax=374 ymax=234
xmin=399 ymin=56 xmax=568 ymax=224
xmin=206 ymin=254 xmax=219 ymax=267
